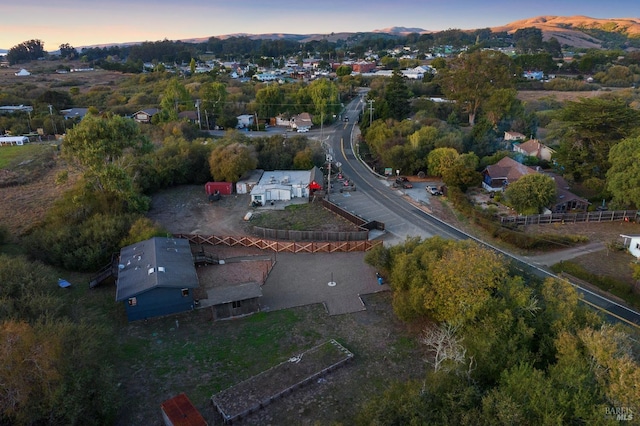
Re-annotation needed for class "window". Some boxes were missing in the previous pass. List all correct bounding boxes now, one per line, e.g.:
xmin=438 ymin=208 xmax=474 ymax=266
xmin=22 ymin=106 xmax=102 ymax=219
xmin=128 ymin=297 xmax=137 ymax=306
xmin=232 ymin=300 xmax=242 ymax=309
xmin=181 ymin=288 xmax=189 ymax=297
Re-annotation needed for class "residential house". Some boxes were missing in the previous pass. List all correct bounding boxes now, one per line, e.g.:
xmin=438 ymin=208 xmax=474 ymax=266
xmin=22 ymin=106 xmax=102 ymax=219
xmin=115 ymin=237 xmax=199 ymax=322
xmin=504 ymin=131 xmax=526 ymax=142
xmin=61 ymin=107 xmax=89 ymax=120
xmin=0 ymin=105 xmax=33 ymax=114
xmin=523 ymin=71 xmax=544 ymax=80
xmin=549 ymin=174 xmax=590 ymax=213
xmin=482 ymin=156 xmax=537 ymax=192
xmin=133 ymin=108 xmax=160 ymax=123
xmin=178 ymin=110 xmax=199 ymax=125
xmin=292 ymin=112 xmax=312 ymax=130
xmin=513 ymin=139 xmax=555 ymax=162
xmin=483 ymin=157 xmax=589 ymax=212
xmin=236 ymin=114 xmax=254 ymax=129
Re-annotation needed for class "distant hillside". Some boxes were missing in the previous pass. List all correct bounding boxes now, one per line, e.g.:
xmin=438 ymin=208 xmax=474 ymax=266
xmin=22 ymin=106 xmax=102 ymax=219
xmin=492 ymin=15 xmax=640 ymax=49
xmin=22 ymin=16 xmax=640 ymax=53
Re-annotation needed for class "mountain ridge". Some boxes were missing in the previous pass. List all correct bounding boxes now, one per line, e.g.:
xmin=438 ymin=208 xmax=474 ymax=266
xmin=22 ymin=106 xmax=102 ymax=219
xmin=2 ymin=15 xmax=638 ymax=53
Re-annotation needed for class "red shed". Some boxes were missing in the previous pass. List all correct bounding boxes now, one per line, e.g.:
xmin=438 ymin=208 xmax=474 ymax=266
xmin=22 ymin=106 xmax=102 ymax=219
xmin=205 ymin=182 xmax=233 ymax=195
xmin=160 ymin=393 xmax=208 ymax=426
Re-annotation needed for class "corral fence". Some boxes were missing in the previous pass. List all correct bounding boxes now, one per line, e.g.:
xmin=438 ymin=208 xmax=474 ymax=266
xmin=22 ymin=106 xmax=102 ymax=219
xmin=174 ymin=234 xmax=382 ymax=253
xmin=499 ymin=210 xmax=639 ymax=226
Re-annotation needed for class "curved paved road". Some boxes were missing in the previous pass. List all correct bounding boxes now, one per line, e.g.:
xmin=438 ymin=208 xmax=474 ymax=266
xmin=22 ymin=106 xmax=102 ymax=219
xmin=317 ymin=92 xmax=640 ymax=331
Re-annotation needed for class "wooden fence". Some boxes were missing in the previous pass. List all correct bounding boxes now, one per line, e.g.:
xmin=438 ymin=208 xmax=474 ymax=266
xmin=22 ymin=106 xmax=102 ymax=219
xmin=321 ymin=199 xmax=385 ymax=231
xmin=174 ymin=234 xmax=382 ymax=253
xmin=252 ymin=227 xmax=369 ymax=241
xmin=499 ymin=210 xmax=638 ymax=226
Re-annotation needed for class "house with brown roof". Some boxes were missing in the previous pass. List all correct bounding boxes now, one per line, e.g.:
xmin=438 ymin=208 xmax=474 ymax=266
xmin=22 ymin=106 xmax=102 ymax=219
xmin=482 ymin=156 xmax=537 ymax=192
xmin=482 ymin=157 xmax=589 ymax=212
xmin=292 ymin=112 xmax=312 ymax=130
xmin=548 ymin=173 xmax=590 ymax=213
xmin=513 ymin=139 xmax=555 ymax=162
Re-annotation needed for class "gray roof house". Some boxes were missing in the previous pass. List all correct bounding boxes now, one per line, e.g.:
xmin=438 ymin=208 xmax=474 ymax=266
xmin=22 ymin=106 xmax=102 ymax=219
xmin=115 ymin=237 xmax=199 ymax=322
xmin=133 ymin=108 xmax=160 ymax=123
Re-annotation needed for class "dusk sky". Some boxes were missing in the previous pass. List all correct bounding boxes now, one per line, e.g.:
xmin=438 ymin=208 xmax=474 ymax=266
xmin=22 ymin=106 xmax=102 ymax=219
xmin=2 ymin=0 xmax=637 ymax=50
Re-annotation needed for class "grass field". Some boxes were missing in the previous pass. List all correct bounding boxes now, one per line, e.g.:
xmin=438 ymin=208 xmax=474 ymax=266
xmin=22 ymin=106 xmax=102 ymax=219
xmin=0 ymin=143 xmax=50 ymax=168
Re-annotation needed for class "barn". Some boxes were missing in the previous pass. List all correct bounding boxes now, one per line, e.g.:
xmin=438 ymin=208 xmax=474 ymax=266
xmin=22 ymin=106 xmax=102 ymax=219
xmin=115 ymin=237 xmax=199 ymax=322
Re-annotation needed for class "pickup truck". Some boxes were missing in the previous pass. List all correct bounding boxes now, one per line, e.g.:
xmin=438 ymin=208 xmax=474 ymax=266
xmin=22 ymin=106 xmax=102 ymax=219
xmin=395 ymin=177 xmax=413 ymax=189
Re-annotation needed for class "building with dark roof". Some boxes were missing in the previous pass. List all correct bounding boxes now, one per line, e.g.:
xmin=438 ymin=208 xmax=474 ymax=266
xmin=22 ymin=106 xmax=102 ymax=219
xmin=115 ymin=237 xmax=199 ymax=322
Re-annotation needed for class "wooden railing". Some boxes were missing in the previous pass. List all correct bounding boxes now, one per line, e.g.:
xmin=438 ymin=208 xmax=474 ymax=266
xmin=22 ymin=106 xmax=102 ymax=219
xmin=174 ymin=234 xmax=382 ymax=253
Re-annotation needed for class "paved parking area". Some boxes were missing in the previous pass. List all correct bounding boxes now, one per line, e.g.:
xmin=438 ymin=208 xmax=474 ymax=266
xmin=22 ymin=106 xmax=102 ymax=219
xmin=259 ymin=252 xmax=389 ymax=315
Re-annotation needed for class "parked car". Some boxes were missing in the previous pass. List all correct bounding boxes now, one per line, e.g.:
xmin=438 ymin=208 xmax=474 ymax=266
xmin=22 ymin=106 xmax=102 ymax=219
xmin=296 ymin=127 xmax=309 ymax=133
xmin=340 ymin=184 xmax=356 ymax=193
xmin=427 ymin=185 xmax=443 ymax=196
xmin=395 ymin=177 xmax=413 ymax=189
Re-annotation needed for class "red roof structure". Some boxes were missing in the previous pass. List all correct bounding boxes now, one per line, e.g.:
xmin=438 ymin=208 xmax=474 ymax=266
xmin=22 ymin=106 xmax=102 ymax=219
xmin=160 ymin=393 xmax=208 ymax=426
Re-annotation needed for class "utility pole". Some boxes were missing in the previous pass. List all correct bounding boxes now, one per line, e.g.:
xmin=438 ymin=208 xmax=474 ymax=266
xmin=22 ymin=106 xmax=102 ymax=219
xmin=48 ymin=105 xmax=57 ymax=136
xmin=326 ymin=153 xmax=332 ymax=202
xmin=368 ymin=99 xmax=375 ymax=125
xmin=195 ymin=99 xmax=202 ymax=130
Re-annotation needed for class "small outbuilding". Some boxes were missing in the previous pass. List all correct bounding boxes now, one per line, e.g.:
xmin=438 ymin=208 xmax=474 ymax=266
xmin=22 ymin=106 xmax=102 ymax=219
xmin=208 ymin=282 xmax=262 ymax=320
xmin=620 ymin=234 xmax=640 ymax=259
xmin=160 ymin=393 xmax=208 ymax=426
xmin=115 ymin=237 xmax=199 ymax=322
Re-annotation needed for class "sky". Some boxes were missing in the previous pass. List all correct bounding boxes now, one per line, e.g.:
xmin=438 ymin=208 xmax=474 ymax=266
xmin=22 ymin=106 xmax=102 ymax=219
xmin=2 ymin=0 xmax=637 ymax=51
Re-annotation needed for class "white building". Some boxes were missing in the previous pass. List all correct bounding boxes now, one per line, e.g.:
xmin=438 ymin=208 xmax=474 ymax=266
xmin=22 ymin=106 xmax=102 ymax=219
xmin=250 ymin=170 xmax=314 ymax=205
xmin=620 ymin=234 xmax=640 ymax=259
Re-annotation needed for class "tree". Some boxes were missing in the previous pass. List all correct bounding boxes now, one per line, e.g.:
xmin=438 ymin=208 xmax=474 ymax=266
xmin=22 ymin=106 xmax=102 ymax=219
xmin=427 ymin=147 xmax=459 ymax=177
xmin=255 ymin=83 xmax=284 ymax=119
xmin=550 ymin=98 xmax=640 ymax=181
xmin=0 ymin=321 xmax=61 ymax=422
xmin=6 ymin=39 xmax=46 ymax=64
xmin=307 ymin=79 xmax=340 ymax=124
xmin=606 ymin=136 xmax=640 ymax=209
xmin=336 ymin=65 xmax=352 ymax=77
xmin=62 ymin=112 xmax=152 ymax=211
xmin=420 ymin=322 xmax=466 ymax=372
xmin=208 ymin=142 xmax=258 ymax=182
xmin=505 ymin=173 xmax=557 ymax=214
xmin=159 ymin=78 xmax=191 ymax=122
xmin=384 ymin=71 xmax=411 ymax=121
xmin=513 ymin=27 xmax=543 ymax=53
xmin=58 ymin=43 xmax=78 ymax=60
xmin=442 ymin=152 xmax=482 ymax=191
xmin=438 ymin=50 xmax=516 ymax=126
xmin=199 ymin=82 xmax=227 ymax=128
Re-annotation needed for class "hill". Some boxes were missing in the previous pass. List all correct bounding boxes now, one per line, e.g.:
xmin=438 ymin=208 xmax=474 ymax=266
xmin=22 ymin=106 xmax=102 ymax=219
xmin=492 ymin=15 xmax=640 ymax=49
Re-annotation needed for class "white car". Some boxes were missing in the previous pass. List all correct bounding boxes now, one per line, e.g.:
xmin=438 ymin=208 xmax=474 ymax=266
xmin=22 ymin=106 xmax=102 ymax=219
xmin=296 ymin=127 xmax=309 ymax=133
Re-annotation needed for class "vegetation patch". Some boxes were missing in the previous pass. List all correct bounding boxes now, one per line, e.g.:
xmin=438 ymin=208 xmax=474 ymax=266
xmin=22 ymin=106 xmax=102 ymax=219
xmin=551 ymin=260 xmax=640 ymax=309
xmin=250 ymin=202 xmax=362 ymax=232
